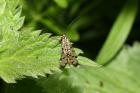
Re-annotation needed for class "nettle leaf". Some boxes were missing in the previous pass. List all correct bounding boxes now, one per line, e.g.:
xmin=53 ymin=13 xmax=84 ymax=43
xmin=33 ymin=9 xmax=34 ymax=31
xmin=0 ymin=30 xmax=62 ymax=83
xmin=0 ymin=0 xmax=97 ymax=83
xmin=5 ymin=56 xmax=99 ymax=93
xmin=0 ymin=0 xmax=24 ymax=32
xmin=0 ymin=0 xmax=24 ymax=49
xmin=37 ymin=42 xmax=140 ymax=93
xmin=0 ymin=28 xmax=98 ymax=83
xmin=0 ymin=0 xmax=62 ymax=83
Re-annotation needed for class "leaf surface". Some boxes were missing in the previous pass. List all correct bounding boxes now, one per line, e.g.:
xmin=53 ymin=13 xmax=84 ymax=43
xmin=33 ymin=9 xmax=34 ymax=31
xmin=37 ymin=42 xmax=140 ymax=93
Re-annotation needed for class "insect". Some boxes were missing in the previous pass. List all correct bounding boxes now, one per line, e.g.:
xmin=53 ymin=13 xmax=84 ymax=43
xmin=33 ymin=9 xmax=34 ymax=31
xmin=60 ymin=34 xmax=79 ymax=68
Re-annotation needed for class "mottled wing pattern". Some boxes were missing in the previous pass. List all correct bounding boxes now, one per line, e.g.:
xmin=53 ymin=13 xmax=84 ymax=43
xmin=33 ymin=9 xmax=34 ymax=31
xmin=60 ymin=34 xmax=78 ymax=68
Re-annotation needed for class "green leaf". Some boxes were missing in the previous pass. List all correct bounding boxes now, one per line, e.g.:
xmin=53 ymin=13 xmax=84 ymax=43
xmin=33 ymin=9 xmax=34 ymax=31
xmin=0 ymin=28 xmax=94 ymax=83
xmin=78 ymin=56 xmax=100 ymax=67
xmin=4 ymin=56 xmax=99 ymax=93
xmin=54 ymin=0 xmax=68 ymax=8
xmin=0 ymin=0 xmax=24 ymax=41
xmin=0 ymin=0 xmax=62 ymax=83
xmin=0 ymin=0 xmax=95 ymax=83
xmin=0 ymin=0 xmax=94 ymax=83
xmin=0 ymin=30 xmax=62 ymax=83
xmin=96 ymin=0 xmax=138 ymax=64
xmin=37 ymin=42 xmax=140 ymax=93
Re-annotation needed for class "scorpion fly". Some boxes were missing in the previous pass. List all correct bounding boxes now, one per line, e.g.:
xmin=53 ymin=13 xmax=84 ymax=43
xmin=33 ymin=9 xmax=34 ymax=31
xmin=60 ymin=34 xmax=79 ymax=68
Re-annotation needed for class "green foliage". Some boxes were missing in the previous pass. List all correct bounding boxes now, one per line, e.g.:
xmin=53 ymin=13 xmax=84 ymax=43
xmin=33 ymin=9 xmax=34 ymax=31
xmin=96 ymin=0 xmax=138 ymax=64
xmin=0 ymin=30 xmax=61 ymax=83
xmin=0 ymin=0 xmax=53 ymax=83
xmin=5 ymin=42 xmax=140 ymax=93
xmin=0 ymin=0 xmax=97 ymax=83
xmin=35 ymin=42 xmax=140 ymax=93
xmin=0 ymin=0 xmax=140 ymax=93
xmin=0 ymin=0 xmax=60 ymax=83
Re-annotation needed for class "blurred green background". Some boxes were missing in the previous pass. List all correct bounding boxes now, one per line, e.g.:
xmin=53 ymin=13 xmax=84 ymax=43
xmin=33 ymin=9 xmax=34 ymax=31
xmin=21 ymin=0 xmax=140 ymax=61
